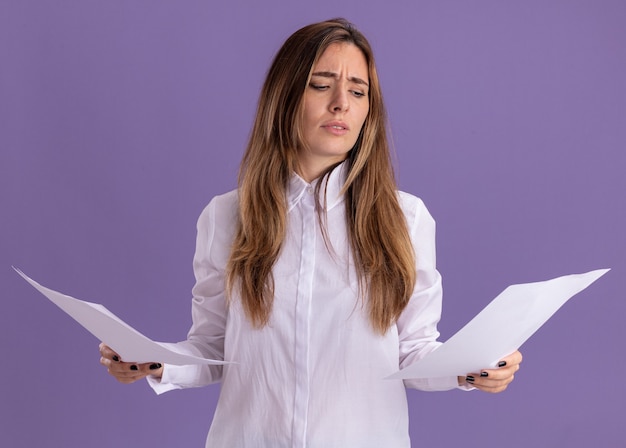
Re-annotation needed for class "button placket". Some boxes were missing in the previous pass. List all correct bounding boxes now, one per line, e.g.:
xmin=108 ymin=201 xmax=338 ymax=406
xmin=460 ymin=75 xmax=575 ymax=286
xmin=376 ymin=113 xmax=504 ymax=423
xmin=291 ymin=193 xmax=316 ymax=447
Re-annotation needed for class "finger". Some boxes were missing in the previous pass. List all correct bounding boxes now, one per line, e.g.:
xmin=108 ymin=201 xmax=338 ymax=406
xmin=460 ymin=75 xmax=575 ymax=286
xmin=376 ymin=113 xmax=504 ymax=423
xmin=501 ymin=350 xmax=523 ymax=366
xmin=465 ymin=372 xmax=515 ymax=392
xmin=107 ymin=361 xmax=161 ymax=381
xmin=99 ymin=342 xmax=162 ymax=384
xmin=107 ymin=363 xmax=147 ymax=383
xmin=464 ymin=350 xmax=523 ymax=393
xmin=135 ymin=362 xmax=163 ymax=375
xmin=99 ymin=357 xmax=134 ymax=377
xmin=117 ymin=362 xmax=163 ymax=383
xmin=464 ymin=367 xmax=516 ymax=387
xmin=99 ymin=342 xmax=121 ymax=362
xmin=497 ymin=350 xmax=523 ymax=368
xmin=465 ymin=368 xmax=518 ymax=393
xmin=467 ymin=350 xmax=523 ymax=381
xmin=478 ymin=363 xmax=520 ymax=380
xmin=472 ymin=378 xmax=514 ymax=393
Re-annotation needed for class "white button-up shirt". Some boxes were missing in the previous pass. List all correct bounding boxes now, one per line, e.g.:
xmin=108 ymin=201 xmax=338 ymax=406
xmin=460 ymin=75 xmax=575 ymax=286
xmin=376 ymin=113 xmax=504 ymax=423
xmin=149 ymin=162 xmax=459 ymax=447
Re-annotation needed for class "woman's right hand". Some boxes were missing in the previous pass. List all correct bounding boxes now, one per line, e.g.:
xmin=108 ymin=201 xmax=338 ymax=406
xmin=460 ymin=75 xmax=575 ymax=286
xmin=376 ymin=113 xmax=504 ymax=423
xmin=99 ymin=342 xmax=163 ymax=384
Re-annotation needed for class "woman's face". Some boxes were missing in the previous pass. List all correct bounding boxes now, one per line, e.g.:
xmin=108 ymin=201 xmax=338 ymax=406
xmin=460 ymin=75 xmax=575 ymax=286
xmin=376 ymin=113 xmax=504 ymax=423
xmin=299 ymin=42 xmax=370 ymax=181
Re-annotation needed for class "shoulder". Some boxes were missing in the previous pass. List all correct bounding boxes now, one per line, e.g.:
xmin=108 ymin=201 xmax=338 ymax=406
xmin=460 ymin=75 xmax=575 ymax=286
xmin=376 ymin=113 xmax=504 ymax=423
xmin=397 ymin=191 xmax=435 ymax=232
xmin=197 ymin=189 xmax=239 ymax=227
xmin=208 ymin=188 xmax=239 ymax=211
xmin=397 ymin=190 xmax=426 ymax=212
xmin=196 ymin=189 xmax=239 ymax=243
xmin=194 ymin=189 xmax=239 ymax=268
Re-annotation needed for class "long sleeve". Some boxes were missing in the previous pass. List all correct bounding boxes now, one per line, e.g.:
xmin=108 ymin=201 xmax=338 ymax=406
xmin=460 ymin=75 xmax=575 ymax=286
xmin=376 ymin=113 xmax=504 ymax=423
xmin=148 ymin=192 xmax=236 ymax=395
xmin=396 ymin=193 xmax=461 ymax=391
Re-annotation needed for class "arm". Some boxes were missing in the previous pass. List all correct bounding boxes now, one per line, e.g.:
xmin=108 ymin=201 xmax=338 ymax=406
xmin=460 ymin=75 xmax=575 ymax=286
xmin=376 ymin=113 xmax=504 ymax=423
xmin=97 ymin=194 xmax=233 ymax=393
xmin=397 ymin=193 xmax=522 ymax=393
xmin=147 ymin=195 xmax=234 ymax=393
xmin=396 ymin=194 xmax=459 ymax=391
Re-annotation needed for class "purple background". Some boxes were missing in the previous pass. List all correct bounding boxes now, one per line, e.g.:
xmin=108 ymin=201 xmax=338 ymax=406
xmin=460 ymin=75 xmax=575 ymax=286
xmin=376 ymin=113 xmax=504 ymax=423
xmin=2 ymin=1 xmax=625 ymax=446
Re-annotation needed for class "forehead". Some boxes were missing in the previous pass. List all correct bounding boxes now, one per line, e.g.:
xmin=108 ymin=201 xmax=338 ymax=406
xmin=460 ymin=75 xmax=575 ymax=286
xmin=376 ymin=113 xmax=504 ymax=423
xmin=312 ymin=42 xmax=369 ymax=79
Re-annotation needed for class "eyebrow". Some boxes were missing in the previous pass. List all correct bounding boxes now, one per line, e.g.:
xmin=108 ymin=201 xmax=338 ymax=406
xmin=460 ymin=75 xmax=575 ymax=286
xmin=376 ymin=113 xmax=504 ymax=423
xmin=311 ymin=71 xmax=369 ymax=87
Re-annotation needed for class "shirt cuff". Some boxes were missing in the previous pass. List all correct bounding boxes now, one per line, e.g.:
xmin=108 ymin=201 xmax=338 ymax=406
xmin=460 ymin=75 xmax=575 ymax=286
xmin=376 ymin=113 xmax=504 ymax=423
xmin=404 ymin=375 xmax=475 ymax=392
xmin=146 ymin=363 xmax=204 ymax=395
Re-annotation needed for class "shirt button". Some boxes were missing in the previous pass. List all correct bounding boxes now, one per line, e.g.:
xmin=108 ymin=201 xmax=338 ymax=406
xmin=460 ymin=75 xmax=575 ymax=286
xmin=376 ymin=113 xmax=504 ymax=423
xmin=306 ymin=187 xmax=313 ymax=195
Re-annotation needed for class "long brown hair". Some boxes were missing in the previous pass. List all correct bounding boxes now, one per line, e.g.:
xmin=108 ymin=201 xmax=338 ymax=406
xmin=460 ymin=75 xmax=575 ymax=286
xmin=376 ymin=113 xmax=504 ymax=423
xmin=226 ymin=18 xmax=416 ymax=334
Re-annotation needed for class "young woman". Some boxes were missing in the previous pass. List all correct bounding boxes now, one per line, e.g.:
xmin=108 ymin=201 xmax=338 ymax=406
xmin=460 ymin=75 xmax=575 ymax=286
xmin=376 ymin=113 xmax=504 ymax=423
xmin=99 ymin=18 xmax=522 ymax=447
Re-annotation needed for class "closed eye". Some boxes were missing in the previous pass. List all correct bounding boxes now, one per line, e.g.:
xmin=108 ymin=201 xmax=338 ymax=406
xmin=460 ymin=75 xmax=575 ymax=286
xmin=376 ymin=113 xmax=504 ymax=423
xmin=309 ymin=83 xmax=329 ymax=91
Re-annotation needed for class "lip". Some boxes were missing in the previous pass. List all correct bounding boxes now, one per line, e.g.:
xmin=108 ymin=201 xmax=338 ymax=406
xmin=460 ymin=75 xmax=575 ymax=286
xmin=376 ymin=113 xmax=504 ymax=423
xmin=321 ymin=120 xmax=349 ymax=135
xmin=321 ymin=120 xmax=349 ymax=130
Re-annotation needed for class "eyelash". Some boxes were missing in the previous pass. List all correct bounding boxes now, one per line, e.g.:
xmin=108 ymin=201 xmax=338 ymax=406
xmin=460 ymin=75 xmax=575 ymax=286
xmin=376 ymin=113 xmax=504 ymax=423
xmin=309 ymin=83 xmax=329 ymax=91
xmin=309 ymin=83 xmax=366 ymax=97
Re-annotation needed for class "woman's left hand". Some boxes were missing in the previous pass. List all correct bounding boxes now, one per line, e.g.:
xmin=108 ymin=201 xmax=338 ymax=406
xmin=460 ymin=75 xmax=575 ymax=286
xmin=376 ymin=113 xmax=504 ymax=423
xmin=458 ymin=350 xmax=523 ymax=393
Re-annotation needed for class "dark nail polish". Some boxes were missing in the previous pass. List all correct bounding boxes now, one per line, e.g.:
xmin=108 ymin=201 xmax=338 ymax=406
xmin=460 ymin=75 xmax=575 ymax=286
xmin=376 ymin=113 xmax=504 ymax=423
xmin=466 ymin=375 xmax=475 ymax=383
xmin=112 ymin=355 xmax=119 ymax=362
xmin=130 ymin=365 xmax=138 ymax=371
xmin=149 ymin=363 xmax=162 ymax=370
xmin=498 ymin=361 xmax=507 ymax=367
xmin=480 ymin=371 xmax=488 ymax=377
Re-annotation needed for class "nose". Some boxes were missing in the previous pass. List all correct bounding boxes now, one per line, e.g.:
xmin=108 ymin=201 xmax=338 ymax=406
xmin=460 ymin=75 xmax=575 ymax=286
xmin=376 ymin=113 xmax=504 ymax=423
xmin=329 ymin=88 xmax=349 ymax=113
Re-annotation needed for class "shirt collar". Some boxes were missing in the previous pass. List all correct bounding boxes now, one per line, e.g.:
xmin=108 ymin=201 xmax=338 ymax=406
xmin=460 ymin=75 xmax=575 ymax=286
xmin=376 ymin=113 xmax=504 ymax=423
xmin=287 ymin=161 xmax=348 ymax=212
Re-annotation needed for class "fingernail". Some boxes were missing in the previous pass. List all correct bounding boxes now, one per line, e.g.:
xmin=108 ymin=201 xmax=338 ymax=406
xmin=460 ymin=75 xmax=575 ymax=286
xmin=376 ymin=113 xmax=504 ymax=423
xmin=112 ymin=355 xmax=119 ymax=362
xmin=498 ymin=361 xmax=507 ymax=367
xmin=466 ymin=375 xmax=475 ymax=383
xmin=149 ymin=363 xmax=162 ymax=370
xmin=480 ymin=371 xmax=488 ymax=377
xmin=130 ymin=365 xmax=138 ymax=371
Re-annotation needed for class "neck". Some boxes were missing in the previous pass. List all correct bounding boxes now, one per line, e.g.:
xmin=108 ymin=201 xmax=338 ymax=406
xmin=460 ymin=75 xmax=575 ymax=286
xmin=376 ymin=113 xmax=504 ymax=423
xmin=297 ymin=153 xmax=347 ymax=183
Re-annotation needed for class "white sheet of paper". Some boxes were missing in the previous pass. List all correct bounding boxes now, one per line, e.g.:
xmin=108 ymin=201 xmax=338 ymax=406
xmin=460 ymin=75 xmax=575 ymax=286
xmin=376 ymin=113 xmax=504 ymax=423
xmin=14 ymin=267 xmax=228 ymax=366
xmin=386 ymin=268 xmax=609 ymax=380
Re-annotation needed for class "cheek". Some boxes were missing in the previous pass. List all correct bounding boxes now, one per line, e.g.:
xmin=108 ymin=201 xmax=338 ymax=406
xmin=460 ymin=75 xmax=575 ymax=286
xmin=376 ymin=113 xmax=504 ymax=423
xmin=358 ymin=108 xmax=369 ymax=131
xmin=302 ymin=101 xmax=320 ymax=130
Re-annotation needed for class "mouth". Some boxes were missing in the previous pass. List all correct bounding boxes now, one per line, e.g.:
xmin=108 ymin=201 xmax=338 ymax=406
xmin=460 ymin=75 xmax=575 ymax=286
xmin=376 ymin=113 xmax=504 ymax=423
xmin=322 ymin=121 xmax=349 ymax=131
